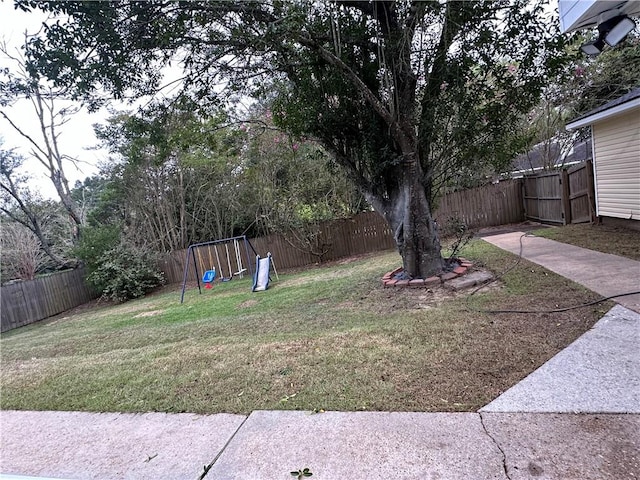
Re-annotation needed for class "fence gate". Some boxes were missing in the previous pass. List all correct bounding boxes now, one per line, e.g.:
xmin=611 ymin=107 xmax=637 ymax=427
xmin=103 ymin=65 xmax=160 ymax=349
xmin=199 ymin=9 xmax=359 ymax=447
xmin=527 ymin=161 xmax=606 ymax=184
xmin=523 ymin=171 xmax=566 ymax=224
xmin=523 ymin=161 xmax=595 ymax=225
xmin=566 ymin=161 xmax=596 ymax=224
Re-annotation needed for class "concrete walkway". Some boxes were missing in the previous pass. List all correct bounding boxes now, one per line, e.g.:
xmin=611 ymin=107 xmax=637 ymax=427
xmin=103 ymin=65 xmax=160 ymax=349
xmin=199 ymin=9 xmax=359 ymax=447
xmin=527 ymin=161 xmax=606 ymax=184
xmin=1 ymin=233 xmax=639 ymax=479
xmin=2 ymin=408 xmax=639 ymax=479
xmin=481 ymin=305 xmax=640 ymax=413
xmin=482 ymin=231 xmax=640 ymax=313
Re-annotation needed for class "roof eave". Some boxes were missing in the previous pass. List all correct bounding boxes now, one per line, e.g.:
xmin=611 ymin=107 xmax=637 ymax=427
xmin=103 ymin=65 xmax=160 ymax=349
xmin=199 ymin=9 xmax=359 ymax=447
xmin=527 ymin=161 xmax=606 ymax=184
xmin=566 ymin=98 xmax=640 ymax=130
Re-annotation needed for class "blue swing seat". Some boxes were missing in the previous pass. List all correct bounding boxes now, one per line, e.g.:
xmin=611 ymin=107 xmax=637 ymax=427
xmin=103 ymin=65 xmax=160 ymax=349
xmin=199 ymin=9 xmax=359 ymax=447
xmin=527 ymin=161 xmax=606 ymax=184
xmin=202 ymin=269 xmax=216 ymax=283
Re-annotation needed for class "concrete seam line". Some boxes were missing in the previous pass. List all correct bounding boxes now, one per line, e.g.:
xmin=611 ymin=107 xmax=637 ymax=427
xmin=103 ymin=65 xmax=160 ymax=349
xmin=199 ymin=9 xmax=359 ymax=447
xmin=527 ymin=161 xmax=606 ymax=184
xmin=478 ymin=412 xmax=512 ymax=480
xmin=197 ymin=414 xmax=250 ymax=480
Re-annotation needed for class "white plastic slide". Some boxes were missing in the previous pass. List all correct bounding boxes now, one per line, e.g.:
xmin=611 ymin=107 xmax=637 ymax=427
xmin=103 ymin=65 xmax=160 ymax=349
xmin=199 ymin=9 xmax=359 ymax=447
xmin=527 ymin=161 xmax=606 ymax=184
xmin=252 ymin=254 xmax=271 ymax=292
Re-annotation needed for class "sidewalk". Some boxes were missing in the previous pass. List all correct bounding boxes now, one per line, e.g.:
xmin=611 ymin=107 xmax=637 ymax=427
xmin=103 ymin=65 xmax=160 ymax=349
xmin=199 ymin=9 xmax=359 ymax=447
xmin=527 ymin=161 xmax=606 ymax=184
xmin=481 ymin=231 xmax=640 ymax=313
xmin=1 ymin=233 xmax=639 ymax=479
xmin=481 ymin=305 xmax=640 ymax=414
xmin=2 ymin=408 xmax=638 ymax=479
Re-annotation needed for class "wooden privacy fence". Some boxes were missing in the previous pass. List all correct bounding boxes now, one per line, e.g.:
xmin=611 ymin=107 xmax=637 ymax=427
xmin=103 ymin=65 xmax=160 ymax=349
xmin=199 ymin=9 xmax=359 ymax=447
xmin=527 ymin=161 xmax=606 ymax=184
xmin=160 ymin=210 xmax=398 ymax=284
xmin=523 ymin=171 xmax=563 ymax=224
xmin=252 ymin=210 xmax=398 ymax=268
xmin=523 ymin=161 xmax=595 ymax=225
xmin=435 ymin=179 xmax=524 ymax=229
xmin=162 ymin=179 xmax=525 ymax=284
xmin=1 ymin=268 xmax=97 ymax=333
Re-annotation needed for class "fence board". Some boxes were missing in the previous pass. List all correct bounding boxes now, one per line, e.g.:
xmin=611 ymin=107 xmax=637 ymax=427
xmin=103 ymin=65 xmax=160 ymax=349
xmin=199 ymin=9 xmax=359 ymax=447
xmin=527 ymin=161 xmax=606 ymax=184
xmin=435 ymin=179 xmax=523 ymax=229
xmin=1 ymin=268 xmax=98 ymax=333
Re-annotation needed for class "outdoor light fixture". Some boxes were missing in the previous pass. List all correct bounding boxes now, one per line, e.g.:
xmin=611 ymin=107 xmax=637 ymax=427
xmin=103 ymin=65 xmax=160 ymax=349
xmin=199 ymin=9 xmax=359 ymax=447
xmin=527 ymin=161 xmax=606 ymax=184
xmin=603 ymin=15 xmax=636 ymax=45
xmin=579 ymin=9 xmax=637 ymax=56
xmin=580 ymin=38 xmax=606 ymax=55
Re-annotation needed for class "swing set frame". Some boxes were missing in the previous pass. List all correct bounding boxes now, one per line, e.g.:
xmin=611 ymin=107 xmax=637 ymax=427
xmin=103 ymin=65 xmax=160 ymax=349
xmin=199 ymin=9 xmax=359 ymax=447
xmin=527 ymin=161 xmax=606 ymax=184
xmin=180 ymin=235 xmax=258 ymax=304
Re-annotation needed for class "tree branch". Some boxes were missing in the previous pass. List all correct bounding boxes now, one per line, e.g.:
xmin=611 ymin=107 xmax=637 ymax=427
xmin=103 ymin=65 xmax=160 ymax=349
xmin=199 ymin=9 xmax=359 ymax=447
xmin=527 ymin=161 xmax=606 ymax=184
xmin=297 ymin=35 xmax=412 ymax=151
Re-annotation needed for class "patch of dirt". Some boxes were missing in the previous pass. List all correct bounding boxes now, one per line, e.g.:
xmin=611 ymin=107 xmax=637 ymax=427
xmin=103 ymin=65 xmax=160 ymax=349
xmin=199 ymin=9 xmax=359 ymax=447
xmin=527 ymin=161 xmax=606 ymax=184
xmin=378 ymin=287 xmax=457 ymax=311
xmin=238 ymin=300 xmax=259 ymax=309
xmin=475 ymin=220 xmax=548 ymax=237
xmin=133 ymin=310 xmax=165 ymax=318
xmin=337 ymin=254 xmax=378 ymax=265
xmin=37 ymin=297 xmax=117 ymax=328
xmin=351 ymin=276 xmax=502 ymax=314
xmin=279 ymin=252 xmax=386 ymax=276
xmin=278 ymin=270 xmax=343 ymax=288
xmin=144 ymin=282 xmax=185 ymax=296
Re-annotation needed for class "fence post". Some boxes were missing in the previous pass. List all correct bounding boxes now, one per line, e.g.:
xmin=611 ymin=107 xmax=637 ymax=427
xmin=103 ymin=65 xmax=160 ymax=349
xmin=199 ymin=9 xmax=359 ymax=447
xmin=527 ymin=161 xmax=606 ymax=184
xmin=586 ymin=160 xmax=596 ymax=223
xmin=561 ymin=169 xmax=571 ymax=225
xmin=521 ymin=178 xmax=527 ymax=220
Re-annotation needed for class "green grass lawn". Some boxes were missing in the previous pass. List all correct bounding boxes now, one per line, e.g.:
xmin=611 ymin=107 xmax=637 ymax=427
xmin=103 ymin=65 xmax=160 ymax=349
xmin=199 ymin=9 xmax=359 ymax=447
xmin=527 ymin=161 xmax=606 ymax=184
xmin=0 ymin=242 xmax=611 ymax=414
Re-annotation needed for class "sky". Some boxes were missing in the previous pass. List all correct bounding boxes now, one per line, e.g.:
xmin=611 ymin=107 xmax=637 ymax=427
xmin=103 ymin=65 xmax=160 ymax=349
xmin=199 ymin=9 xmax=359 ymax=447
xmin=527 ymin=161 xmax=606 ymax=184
xmin=0 ymin=2 xmax=110 ymax=199
xmin=0 ymin=2 xmax=191 ymax=201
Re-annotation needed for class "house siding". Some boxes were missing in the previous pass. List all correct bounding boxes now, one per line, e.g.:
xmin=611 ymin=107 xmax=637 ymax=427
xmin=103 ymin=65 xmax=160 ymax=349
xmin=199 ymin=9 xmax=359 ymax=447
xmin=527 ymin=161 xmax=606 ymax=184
xmin=592 ymin=108 xmax=640 ymax=220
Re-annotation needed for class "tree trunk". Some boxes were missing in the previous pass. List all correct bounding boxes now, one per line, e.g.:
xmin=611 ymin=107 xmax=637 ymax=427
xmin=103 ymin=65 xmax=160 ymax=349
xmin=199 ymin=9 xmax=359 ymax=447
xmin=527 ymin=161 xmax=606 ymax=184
xmin=379 ymin=164 xmax=444 ymax=279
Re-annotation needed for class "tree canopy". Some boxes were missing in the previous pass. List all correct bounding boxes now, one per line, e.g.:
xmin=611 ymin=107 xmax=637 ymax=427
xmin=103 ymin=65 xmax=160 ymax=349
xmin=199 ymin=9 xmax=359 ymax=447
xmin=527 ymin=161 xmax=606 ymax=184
xmin=18 ymin=0 xmax=568 ymax=278
xmin=562 ymin=33 xmax=640 ymax=117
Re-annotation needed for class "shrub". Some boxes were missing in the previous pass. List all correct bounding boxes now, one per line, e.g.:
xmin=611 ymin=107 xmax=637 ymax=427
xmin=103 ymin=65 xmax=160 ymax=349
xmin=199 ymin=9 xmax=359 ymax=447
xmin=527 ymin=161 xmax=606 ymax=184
xmin=87 ymin=244 xmax=165 ymax=302
xmin=73 ymin=225 xmax=121 ymax=273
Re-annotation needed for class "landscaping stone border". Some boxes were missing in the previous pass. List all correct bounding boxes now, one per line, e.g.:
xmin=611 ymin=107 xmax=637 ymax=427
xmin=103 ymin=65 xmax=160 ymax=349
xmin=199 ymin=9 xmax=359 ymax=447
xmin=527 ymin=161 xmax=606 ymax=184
xmin=382 ymin=258 xmax=473 ymax=288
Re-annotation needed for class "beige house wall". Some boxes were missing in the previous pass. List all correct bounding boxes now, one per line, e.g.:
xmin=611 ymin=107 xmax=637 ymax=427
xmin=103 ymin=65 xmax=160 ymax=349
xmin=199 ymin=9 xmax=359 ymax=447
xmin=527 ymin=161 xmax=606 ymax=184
xmin=592 ymin=107 xmax=640 ymax=220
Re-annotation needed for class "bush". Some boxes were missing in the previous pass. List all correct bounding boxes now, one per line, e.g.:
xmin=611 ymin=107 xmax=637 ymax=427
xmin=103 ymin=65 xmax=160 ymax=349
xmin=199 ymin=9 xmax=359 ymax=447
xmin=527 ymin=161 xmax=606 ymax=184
xmin=87 ymin=244 xmax=165 ymax=302
xmin=73 ymin=225 xmax=121 ymax=272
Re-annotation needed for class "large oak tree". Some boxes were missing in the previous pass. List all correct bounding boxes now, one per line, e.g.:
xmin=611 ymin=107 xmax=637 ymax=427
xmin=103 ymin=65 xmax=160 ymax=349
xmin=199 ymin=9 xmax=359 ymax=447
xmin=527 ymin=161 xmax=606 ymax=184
xmin=18 ymin=0 xmax=566 ymax=278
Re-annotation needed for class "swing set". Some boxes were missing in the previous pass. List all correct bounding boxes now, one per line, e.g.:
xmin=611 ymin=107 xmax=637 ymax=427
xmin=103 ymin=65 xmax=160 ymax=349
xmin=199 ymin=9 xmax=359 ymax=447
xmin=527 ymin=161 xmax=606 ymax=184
xmin=179 ymin=235 xmax=258 ymax=304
